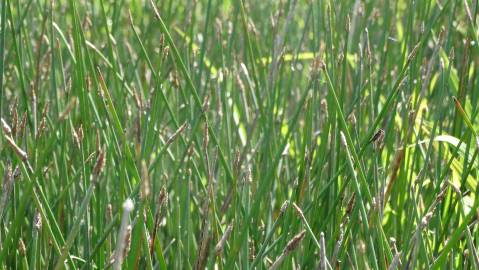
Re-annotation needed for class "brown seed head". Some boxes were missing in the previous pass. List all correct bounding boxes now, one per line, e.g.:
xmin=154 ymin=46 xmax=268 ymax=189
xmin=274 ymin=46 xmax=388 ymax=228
xmin=284 ymin=230 xmax=306 ymax=254
xmin=92 ymin=149 xmax=106 ymax=177
xmin=292 ymin=202 xmax=305 ymax=220
xmin=158 ymin=187 xmax=168 ymax=209
xmin=18 ymin=239 xmax=26 ymax=256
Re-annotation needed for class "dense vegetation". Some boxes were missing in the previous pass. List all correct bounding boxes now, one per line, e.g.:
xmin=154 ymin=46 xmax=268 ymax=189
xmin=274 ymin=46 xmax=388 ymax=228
xmin=1 ymin=0 xmax=479 ymax=269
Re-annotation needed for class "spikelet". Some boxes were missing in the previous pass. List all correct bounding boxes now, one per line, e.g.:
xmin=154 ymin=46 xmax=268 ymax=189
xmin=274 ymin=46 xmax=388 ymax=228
xmin=10 ymin=100 xmax=18 ymax=137
xmin=292 ymin=202 xmax=305 ymax=220
xmin=59 ymin=97 xmax=77 ymax=121
xmin=36 ymin=103 xmax=49 ymax=140
xmin=18 ymin=239 xmax=26 ymax=256
xmin=19 ymin=112 xmax=27 ymax=139
xmin=92 ymin=149 xmax=106 ymax=178
xmin=269 ymin=230 xmax=306 ymax=270
xmin=214 ymin=222 xmax=234 ymax=256
xmin=165 ymin=122 xmax=187 ymax=147
xmin=34 ymin=210 xmax=42 ymax=231
xmin=332 ymin=224 xmax=344 ymax=267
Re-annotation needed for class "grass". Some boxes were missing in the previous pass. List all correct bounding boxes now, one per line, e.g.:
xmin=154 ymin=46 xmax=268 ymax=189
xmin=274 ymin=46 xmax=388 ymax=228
xmin=0 ymin=0 xmax=479 ymax=269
